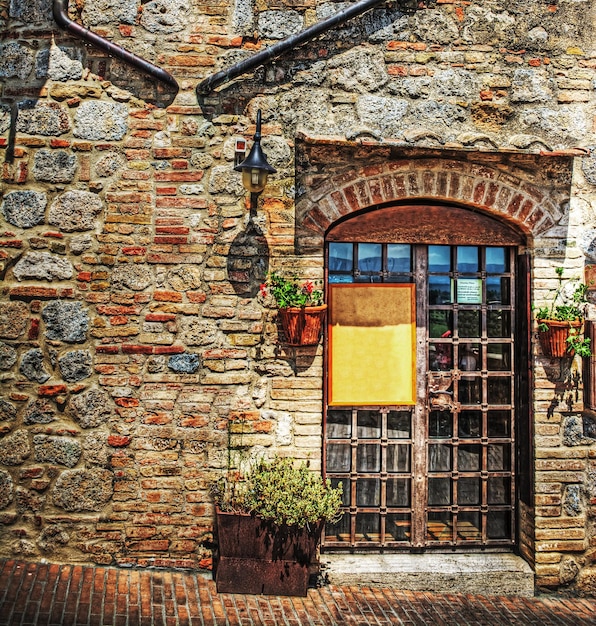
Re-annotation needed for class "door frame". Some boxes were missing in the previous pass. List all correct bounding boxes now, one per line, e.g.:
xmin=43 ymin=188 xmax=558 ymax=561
xmin=321 ymin=202 xmax=530 ymax=552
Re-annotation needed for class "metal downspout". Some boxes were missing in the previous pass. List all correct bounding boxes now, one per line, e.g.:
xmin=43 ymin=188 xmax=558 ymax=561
xmin=196 ymin=0 xmax=387 ymax=95
xmin=52 ymin=0 xmax=179 ymax=91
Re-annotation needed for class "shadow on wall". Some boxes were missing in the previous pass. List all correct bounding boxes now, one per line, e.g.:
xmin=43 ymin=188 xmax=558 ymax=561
xmin=227 ymin=210 xmax=270 ymax=298
xmin=1 ymin=0 xmax=178 ymax=163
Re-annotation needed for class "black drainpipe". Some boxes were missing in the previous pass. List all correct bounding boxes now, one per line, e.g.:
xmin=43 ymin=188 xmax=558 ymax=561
xmin=196 ymin=0 xmax=387 ymax=96
xmin=53 ymin=0 xmax=179 ymax=91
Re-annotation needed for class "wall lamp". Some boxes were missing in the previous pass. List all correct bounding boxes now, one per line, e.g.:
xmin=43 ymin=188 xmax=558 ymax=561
xmin=234 ymin=110 xmax=276 ymax=210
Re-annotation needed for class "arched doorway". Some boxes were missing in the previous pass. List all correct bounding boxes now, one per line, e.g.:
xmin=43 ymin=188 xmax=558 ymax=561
xmin=322 ymin=202 xmax=529 ymax=551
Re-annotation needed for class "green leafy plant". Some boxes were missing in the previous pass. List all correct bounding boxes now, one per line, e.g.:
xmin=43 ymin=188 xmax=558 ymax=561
xmin=535 ymin=266 xmax=591 ymax=357
xmin=212 ymin=456 xmax=343 ymax=528
xmin=260 ymin=272 xmax=324 ymax=308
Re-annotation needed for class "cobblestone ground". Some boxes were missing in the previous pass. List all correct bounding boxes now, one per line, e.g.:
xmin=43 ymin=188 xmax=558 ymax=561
xmin=1 ymin=559 xmax=596 ymax=626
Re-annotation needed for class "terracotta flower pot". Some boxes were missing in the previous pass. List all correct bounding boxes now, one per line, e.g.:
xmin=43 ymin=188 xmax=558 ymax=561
xmin=215 ymin=510 xmax=323 ymax=596
xmin=278 ymin=305 xmax=327 ymax=346
xmin=538 ymin=319 xmax=582 ymax=357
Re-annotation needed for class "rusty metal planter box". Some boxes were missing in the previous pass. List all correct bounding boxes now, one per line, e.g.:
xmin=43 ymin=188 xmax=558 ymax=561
xmin=215 ymin=510 xmax=323 ymax=596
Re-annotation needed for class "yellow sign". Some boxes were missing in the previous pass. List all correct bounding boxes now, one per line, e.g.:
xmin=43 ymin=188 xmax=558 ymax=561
xmin=328 ymin=284 xmax=416 ymax=405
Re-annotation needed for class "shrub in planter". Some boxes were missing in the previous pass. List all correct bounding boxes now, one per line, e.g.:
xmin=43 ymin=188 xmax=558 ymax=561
xmin=212 ymin=457 xmax=342 ymax=596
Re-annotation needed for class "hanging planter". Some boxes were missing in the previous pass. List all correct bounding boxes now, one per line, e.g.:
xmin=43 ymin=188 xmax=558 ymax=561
xmin=538 ymin=319 xmax=582 ymax=358
xmin=535 ymin=267 xmax=591 ymax=359
xmin=278 ymin=305 xmax=327 ymax=346
xmin=260 ymin=271 xmax=326 ymax=346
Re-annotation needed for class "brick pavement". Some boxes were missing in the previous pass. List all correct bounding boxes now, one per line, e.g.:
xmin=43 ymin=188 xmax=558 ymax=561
xmin=1 ymin=559 xmax=596 ymax=626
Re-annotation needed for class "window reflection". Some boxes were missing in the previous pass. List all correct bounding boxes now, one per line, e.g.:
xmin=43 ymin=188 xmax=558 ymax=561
xmin=429 ymin=310 xmax=452 ymax=338
xmin=428 ymin=478 xmax=451 ymax=505
xmin=459 ymin=377 xmax=482 ymax=404
xmin=487 ymin=377 xmax=511 ymax=404
xmin=429 ymin=411 xmax=452 ymax=438
xmin=329 ymin=242 xmax=353 ymax=271
xmin=327 ymin=443 xmax=350 ymax=472
xmin=356 ymin=513 xmax=380 ymax=541
xmin=357 ymin=444 xmax=380 ymax=472
xmin=326 ymin=410 xmax=351 ymax=438
xmin=459 ymin=411 xmax=481 ymax=438
xmin=458 ymin=445 xmax=481 ymax=471
xmin=488 ymin=477 xmax=510 ymax=505
xmin=487 ymin=511 xmax=510 ymax=539
xmin=487 ymin=410 xmax=510 ymax=437
xmin=458 ymin=478 xmax=480 ymax=505
xmin=427 ymin=511 xmax=452 ymax=541
xmin=429 ymin=276 xmax=451 ymax=304
xmin=458 ymin=310 xmax=480 ymax=337
xmin=387 ymin=244 xmax=411 ymax=273
xmin=487 ymin=310 xmax=510 ymax=338
xmin=487 ymin=344 xmax=510 ymax=371
xmin=387 ymin=444 xmax=410 ymax=472
xmin=486 ymin=247 xmax=507 ymax=273
xmin=357 ymin=243 xmax=382 ymax=273
xmin=457 ymin=512 xmax=481 ymax=540
xmin=459 ymin=344 xmax=480 ymax=371
xmin=429 ymin=342 xmax=453 ymax=371
xmin=388 ymin=411 xmax=410 ymax=438
xmin=387 ymin=478 xmax=410 ymax=507
xmin=429 ymin=246 xmax=451 ymax=272
xmin=357 ymin=410 xmax=381 ymax=438
xmin=428 ymin=444 xmax=451 ymax=472
xmin=488 ymin=444 xmax=510 ymax=471
xmin=457 ymin=246 xmax=479 ymax=273
xmin=387 ymin=513 xmax=410 ymax=540
xmin=486 ymin=277 xmax=510 ymax=304
xmin=357 ymin=479 xmax=380 ymax=506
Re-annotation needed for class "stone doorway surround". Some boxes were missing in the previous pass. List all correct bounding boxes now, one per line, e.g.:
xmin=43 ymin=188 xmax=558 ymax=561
xmin=294 ymin=134 xmax=580 ymax=254
xmin=294 ymin=135 xmax=586 ymax=589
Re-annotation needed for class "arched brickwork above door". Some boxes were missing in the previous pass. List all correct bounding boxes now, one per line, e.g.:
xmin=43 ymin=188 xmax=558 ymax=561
xmin=294 ymin=139 xmax=576 ymax=253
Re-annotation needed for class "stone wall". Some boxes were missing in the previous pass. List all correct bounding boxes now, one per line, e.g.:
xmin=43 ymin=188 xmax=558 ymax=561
xmin=2 ymin=0 xmax=596 ymax=591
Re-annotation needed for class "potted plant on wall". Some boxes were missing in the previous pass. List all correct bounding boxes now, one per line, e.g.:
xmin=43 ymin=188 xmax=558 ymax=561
xmin=211 ymin=456 xmax=342 ymax=596
xmin=260 ymin=272 xmax=327 ymax=346
xmin=536 ymin=267 xmax=591 ymax=358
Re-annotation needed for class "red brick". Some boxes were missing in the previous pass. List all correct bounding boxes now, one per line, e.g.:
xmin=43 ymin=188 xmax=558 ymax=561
xmin=38 ymin=384 xmax=68 ymax=396
xmin=153 ymin=236 xmax=188 ymax=244
xmin=153 ymin=345 xmax=185 ymax=354
xmin=152 ymin=148 xmax=191 ymax=159
xmin=187 ymin=292 xmax=207 ymax=303
xmin=96 ymin=345 xmax=120 ymax=354
xmin=154 ymin=171 xmax=204 ymax=182
xmin=155 ymin=197 xmax=207 ymax=208
xmin=167 ymin=55 xmax=215 ymax=66
xmin=9 ymin=286 xmax=59 ymax=299
xmin=145 ymin=313 xmax=176 ymax=322
xmin=121 ymin=247 xmax=147 ymax=256
xmin=121 ymin=344 xmax=154 ymax=354
xmin=153 ymin=291 xmax=183 ymax=302
xmin=108 ymin=435 xmax=132 ymax=447
xmin=114 ymin=397 xmax=140 ymax=407
xmin=28 ymin=319 xmax=40 ymax=340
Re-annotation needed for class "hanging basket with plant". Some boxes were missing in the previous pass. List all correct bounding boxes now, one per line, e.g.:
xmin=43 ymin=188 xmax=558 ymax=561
xmin=260 ymin=271 xmax=327 ymax=346
xmin=535 ymin=267 xmax=591 ymax=358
